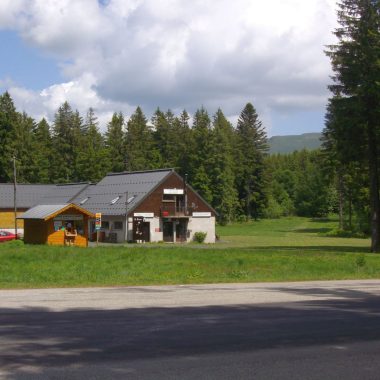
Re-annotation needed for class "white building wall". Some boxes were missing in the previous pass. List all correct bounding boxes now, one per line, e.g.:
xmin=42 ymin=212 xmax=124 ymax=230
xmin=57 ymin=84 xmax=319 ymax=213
xmin=187 ymin=216 xmax=215 ymax=243
xmin=97 ymin=215 xmax=127 ymax=243
xmin=149 ymin=217 xmax=163 ymax=242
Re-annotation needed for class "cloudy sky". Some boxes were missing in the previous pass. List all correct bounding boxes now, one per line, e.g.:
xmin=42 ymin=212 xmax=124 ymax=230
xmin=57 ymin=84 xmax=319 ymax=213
xmin=0 ymin=0 xmax=338 ymax=136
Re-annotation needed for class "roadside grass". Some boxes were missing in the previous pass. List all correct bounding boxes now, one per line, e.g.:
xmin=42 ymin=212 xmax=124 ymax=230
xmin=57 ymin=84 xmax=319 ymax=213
xmin=0 ymin=217 xmax=378 ymax=289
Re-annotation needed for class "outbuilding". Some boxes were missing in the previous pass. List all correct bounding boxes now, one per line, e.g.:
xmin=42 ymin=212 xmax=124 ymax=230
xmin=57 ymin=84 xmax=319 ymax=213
xmin=18 ymin=203 xmax=95 ymax=247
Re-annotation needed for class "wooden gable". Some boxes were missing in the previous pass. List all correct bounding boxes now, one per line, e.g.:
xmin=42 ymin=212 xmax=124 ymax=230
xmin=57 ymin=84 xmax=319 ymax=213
xmin=130 ymin=171 xmax=215 ymax=217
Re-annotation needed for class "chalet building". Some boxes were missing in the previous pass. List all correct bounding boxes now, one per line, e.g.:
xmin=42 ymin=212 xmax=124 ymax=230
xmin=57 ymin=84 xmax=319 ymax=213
xmin=0 ymin=183 xmax=91 ymax=235
xmin=70 ymin=169 xmax=216 ymax=244
xmin=0 ymin=184 xmax=55 ymax=234
xmin=2 ymin=169 xmax=216 ymax=244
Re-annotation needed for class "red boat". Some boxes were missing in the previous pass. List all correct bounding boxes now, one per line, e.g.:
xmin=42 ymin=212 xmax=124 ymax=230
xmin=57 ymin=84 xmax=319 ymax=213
xmin=0 ymin=231 xmax=17 ymax=242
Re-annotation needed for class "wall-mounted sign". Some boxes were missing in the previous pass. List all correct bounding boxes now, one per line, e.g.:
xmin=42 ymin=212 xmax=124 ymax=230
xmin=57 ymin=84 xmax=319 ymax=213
xmin=54 ymin=215 xmax=84 ymax=221
xmin=164 ymin=188 xmax=184 ymax=195
xmin=95 ymin=213 xmax=102 ymax=230
xmin=134 ymin=212 xmax=154 ymax=218
xmin=192 ymin=212 xmax=211 ymax=217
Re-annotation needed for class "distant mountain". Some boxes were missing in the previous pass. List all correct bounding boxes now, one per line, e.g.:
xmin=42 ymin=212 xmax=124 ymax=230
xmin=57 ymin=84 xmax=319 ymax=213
xmin=268 ymin=132 xmax=322 ymax=154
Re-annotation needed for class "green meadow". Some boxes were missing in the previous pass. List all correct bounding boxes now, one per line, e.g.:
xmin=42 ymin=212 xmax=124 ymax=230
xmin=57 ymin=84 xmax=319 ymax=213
xmin=0 ymin=217 xmax=378 ymax=289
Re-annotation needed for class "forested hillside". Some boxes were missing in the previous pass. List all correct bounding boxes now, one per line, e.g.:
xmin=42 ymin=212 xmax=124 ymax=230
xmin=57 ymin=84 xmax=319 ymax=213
xmin=268 ymin=133 xmax=322 ymax=154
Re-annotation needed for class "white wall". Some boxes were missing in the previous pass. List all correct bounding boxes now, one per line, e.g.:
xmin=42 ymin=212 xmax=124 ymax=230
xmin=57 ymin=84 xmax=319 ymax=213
xmin=187 ymin=217 xmax=215 ymax=243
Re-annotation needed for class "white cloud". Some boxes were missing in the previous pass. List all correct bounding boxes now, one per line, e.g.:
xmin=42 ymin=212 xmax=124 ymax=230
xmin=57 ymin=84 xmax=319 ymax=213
xmin=0 ymin=0 xmax=338 ymax=130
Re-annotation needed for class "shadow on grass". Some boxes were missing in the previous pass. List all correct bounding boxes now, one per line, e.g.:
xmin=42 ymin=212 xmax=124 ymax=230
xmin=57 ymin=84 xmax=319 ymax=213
xmin=1 ymin=289 xmax=380 ymax=378
xmin=293 ymin=228 xmax=333 ymax=234
xmin=239 ymin=245 xmax=370 ymax=253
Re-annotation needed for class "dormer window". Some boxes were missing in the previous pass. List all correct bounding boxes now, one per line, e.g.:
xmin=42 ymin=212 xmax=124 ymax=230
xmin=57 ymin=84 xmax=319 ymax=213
xmin=110 ymin=196 xmax=120 ymax=205
xmin=80 ymin=197 xmax=89 ymax=205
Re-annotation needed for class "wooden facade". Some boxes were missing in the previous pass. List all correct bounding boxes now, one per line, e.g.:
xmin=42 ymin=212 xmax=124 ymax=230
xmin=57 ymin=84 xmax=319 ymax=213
xmin=22 ymin=205 xmax=93 ymax=247
xmin=0 ymin=209 xmax=26 ymax=229
xmin=133 ymin=172 xmax=215 ymax=217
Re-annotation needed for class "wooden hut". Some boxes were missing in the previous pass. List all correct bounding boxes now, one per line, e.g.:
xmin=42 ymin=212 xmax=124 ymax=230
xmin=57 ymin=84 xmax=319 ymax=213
xmin=18 ymin=204 xmax=95 ymax=247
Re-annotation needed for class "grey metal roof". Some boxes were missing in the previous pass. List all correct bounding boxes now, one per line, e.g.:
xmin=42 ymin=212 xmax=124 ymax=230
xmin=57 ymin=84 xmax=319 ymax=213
xmin=71 ymin=169 xmax=173 ymax=215
xmin=18 ymin=204 xmax=69 ymax=219
xmin=39 ymin=183 xmax=91 ymax=205
xmin=0 ymin=184 xmax=56 ymax=209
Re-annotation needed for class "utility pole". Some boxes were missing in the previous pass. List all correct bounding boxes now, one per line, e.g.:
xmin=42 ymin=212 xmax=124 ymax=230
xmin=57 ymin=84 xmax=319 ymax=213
xmin=13 ymin=155 xmax=17 ymax=239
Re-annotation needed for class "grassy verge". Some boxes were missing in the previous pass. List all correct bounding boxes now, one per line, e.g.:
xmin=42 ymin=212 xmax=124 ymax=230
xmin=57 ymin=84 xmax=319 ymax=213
xmin=0 ymin=217 xmax=378 ymax=288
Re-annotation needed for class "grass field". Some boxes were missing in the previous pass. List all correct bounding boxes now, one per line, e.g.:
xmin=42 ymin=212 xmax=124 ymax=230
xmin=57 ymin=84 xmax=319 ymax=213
xmin=0 ymin=217 xmax=378 ymax=289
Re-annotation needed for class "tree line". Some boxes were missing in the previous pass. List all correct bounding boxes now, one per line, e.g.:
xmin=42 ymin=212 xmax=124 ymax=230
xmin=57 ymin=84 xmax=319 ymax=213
xmin=0 ymin=91 xmax=339 ymax=224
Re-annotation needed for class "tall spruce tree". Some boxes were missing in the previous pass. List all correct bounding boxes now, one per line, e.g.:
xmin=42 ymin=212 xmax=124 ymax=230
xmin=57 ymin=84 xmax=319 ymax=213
xmin=125 ymin=107 xmax=160 ymax=171
xmin=326 ymin=0 xmax=380 ymax=251
xmin=32 ymin=118 xmax=53 ymax=183
xmin=11 ymin=112 xmax=37 ymax=183
xmin=51 ymin=102 xmax=76 ymax=182
xmin=76 ymin=108 xmax=108 ymax=182
xmin=208 ymin=109 xmax=239 ymax=223
xmin=105 ymin=112 xmax=126 ymax=173
xmin=0 ymin=92 xmax=18 ymax=182
xmin=235 ymin=103 xmax=269 ymax=219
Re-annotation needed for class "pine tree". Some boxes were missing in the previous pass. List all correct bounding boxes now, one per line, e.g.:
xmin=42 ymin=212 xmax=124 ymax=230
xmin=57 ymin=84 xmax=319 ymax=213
xmin=76 ymin=108 xmax=108 ymax=182
xmin=11 ymin=112 xmax=37 ymax=183
xmin=105 ymin=112 xmax=126 ymax=173
xmin=326 ymin=0 xmax=380 ymax=251
xmin=235 ymin=103 xmax=269 ymax=219
xmin=188 ymin=107 xmax=213 ymax=200
xmin=0 ymin=92 xmax=18 ymax=182
xmin=32 ymin=118 xmax=53 ymax=183
xmin=208 ymin=109 xmax=239 ymax=223
xmin=51 ymin=102 xmax=76 ymax=183
xmin=125 ymin=107 xmax=160 ymax=171
xmin=175 ymin=109 xmax=193 ymax=177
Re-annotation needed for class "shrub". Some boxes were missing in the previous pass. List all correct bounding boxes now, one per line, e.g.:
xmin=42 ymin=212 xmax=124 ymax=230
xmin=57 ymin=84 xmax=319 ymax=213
xmin=194 ymin=232 xmax=207 ymax=243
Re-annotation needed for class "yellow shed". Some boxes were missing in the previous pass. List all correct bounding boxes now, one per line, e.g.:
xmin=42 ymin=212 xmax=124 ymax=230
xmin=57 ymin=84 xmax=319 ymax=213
xmin=18 ymin=204 xmax=95 ymax=247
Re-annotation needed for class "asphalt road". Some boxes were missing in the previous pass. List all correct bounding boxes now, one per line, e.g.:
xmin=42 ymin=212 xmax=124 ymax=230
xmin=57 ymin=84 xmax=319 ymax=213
xmin=1 ymin=280 xmax=380 ymax=380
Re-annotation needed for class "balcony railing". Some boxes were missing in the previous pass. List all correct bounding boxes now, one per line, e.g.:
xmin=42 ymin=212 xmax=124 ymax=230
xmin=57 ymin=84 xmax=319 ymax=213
xmin=161 ymin=203 xmax=192 ymax=217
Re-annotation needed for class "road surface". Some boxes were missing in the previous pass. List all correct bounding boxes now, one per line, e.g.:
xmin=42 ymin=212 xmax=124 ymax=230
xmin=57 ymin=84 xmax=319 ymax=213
xmin=1 ymin=280 xmax=380 ymax=379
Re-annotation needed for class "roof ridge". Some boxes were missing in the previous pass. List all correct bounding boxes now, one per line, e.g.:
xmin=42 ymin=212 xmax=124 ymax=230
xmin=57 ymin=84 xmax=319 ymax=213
xmin=106 ymin=168 xmax=174 ymax=176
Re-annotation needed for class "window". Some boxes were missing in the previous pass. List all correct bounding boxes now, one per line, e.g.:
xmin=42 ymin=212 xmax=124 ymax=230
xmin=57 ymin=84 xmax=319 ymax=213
xmin=163 ymin=194 xmax=175 ymax=202
xmin=127 ymin=195 xmax=136 ymax=204
xmin=110 ymin=196 xmax=120 ymax=205
xmin=101 ymin=221 xmax=110 ymax=229
xmin=113 ymin=221 xmax=123 ymax=230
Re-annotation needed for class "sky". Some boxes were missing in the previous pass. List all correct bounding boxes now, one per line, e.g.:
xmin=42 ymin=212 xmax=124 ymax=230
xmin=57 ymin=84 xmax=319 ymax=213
xmin=0 ymin=0 xmax=338 ymax=136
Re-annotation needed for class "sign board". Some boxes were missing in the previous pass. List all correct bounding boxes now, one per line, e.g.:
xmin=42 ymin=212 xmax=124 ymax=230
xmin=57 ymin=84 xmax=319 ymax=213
xmin=53 ymin=214 xmax=83 ymax=221
xmin=192 ymin=212 xmax=211 ymax=217
xmin=134 ymin=212 xmax=154 ymax=218
xmin=95 ymin=213 xmax=102 ymax=230
xmin=164 ymin=188 xmax=184 ymax=195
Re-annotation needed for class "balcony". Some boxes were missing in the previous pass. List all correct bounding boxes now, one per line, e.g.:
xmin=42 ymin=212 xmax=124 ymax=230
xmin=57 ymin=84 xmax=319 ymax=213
xmin=160 ymin=203 xmax=192 ymax=217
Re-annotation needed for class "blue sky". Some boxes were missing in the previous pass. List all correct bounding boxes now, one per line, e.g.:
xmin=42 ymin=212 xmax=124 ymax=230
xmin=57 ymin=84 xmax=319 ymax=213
xmin=0 ymin=0 xmax=337 ymax=135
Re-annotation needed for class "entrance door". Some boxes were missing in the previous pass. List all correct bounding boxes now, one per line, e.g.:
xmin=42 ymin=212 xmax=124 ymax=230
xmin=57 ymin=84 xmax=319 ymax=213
xmin=163 ymin=221 xmax=173 ymax=242
xmin=176 ymin=220 xmax=188 ymax=242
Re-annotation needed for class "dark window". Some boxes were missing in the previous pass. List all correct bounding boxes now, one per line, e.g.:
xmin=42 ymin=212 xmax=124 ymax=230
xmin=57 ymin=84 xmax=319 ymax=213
xmin=101 ymin=221 xmax=110 ymax=229
xmin=113 ymin=221 xmax=123 ymax=230
xmin=163 ymin=194 xmax=175 ymax=202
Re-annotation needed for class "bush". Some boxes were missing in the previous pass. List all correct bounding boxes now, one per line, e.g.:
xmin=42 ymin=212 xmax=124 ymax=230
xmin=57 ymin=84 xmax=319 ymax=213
xmin=194 ymin=232 xmax=207 ymax=243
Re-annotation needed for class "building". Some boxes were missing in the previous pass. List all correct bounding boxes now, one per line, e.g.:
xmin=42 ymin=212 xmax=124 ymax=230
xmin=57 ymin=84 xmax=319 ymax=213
xmin=19 ymin=203 xmax=95 ymax=247
xmin=71 ymin=169 xmax=216 ymax=243
xmin=0 ymin=184 xmax=55 ymax=234
xmin=3 ymin=169 xmax=216 ymax=244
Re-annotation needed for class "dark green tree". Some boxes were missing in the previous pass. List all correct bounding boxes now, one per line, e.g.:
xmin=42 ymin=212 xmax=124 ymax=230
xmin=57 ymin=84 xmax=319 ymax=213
xmin=0 ymin=92 xmax=18 ymax=181
xmin=125 ymin=107 xmax=160 ymax=171
xmin=51 ymin=102 xmax=76 ymax=182
xmin=105 ymin=112 xmax=126 ymax=173
xmin=208 ymin=109 xmax=239 ymax=223
xmin=235 ymin=103 xmax=269 ymax=219
xmin=32 ymin=118 xmax=53 ymax=183
xmin=325 ymin=0 xmax=380 ymax=251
